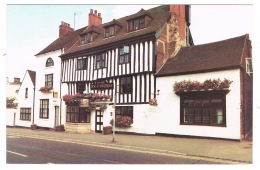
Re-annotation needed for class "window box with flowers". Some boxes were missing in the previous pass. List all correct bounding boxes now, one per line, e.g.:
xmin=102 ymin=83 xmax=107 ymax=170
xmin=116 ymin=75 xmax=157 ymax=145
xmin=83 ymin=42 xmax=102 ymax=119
xmin=39 ymin=86 xmax=53 ymax=93
xmin=110 ymin=116 xmax=133 ymax=128
xmin=173 ymin=78 xmax=233 ymax=95
xmin=149 ymin=98 xmax=158 ymax=106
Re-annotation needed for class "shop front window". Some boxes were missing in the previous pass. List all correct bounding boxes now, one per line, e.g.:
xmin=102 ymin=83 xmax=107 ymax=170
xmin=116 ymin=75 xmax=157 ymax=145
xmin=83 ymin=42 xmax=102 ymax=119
xmin=66 ymin=106 xmax=90 ymax=123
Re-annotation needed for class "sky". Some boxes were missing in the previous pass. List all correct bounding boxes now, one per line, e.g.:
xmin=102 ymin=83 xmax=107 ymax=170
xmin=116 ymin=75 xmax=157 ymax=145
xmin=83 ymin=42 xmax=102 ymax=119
xmin=4 ymin=3 xmax=254 ymax=81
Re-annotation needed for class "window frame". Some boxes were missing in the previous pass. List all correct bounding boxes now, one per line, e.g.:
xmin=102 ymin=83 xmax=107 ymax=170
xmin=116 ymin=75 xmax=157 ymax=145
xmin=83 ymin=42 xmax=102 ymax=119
xmin=120 ymin=76 xmax=132 ymax=94
xmin=115 ymin=106 xmax=133 ymax=119
xmin=45 ymin=74 xmax=53 ymax=88
xmin=20 ymin=108 xmax=31 ymax=121
xmin=128 ymin=17 xmax=146 ymax=32
xmin=180 ymin=91 xmax=227 ymax=126
xmin=66 ymin=106 xmax=91 ymax=123
xmin=25 ymin=88 xmax=28 ymax=98
xmin=45 ymin=57 xmax=54 ymax=67
xmin=76 ymin=82 xmax=86 ymax=94
xmin=105 ymin=26 xmax=115 ymax=38
xmin=77 ymin=58 xmax=87 ymax=70
xmin=95 ymin=53 xmax=107 ymax=69
xmin=40 ymin=99 xmax=49 ymax=119
xmin=119 ymin=46 xmax=130 ymax=64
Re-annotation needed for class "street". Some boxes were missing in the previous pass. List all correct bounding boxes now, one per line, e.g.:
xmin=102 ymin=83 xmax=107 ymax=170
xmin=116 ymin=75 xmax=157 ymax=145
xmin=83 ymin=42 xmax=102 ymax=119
xmin=7 ymin=133 xmax=220 ymax=164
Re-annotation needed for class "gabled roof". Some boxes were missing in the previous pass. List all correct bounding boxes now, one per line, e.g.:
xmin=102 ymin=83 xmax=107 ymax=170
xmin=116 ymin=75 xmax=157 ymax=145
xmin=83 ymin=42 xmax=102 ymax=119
xmin=60 ymin=5 xmax=171 ymax=58
xmin=35 ymin=27 xmax=86 ymax=56
xmin=156 ymin=34 xmax=250 ymax=77
xmin=27 ymin=70 xmax=36 ymax=87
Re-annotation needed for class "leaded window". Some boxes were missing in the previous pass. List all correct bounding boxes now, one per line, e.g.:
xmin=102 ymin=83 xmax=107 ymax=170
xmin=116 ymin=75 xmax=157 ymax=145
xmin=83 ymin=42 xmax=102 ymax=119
xmin=77 ymin=58 xmax=87 ymax=70
xmin=96 ymin=53 xmax=106 ymax=69
xmin=115 ymin=106 xmax=133 ymax=119
xmin=119 ymin=46 xmax=130 ymax=64
xmin=20 ymin=108 xmax=31 ymax=121
xmin=105 ymin=26 xmax=115 ymax=38
xmin=46 ymin=58 xmax=54 ymax=67
xmin=180 ymin=92 xmax=226 ymax=126
xmin=128 ymin=17 xmax=145 ymax=32
xmin=45 ymin=74 xmax=53 ymax=87
xmin=66 ymin=106 xmax=90 ymax=123
xmin=120 ymin=77 xmax=132 ymax=94
xmin=40 ymin=99 xmax=49 ymax=119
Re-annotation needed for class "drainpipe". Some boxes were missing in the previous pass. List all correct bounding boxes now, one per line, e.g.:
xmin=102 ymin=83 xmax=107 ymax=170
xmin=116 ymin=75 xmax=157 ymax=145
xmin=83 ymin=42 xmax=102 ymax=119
xmin=59 ymin=50 xmax=63 ymax=125
xmin=32 ymin=87 xmax=35 ymax=124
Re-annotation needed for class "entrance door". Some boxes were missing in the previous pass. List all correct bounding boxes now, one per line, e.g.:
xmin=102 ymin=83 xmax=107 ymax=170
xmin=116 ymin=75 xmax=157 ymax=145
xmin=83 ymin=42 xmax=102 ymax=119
xmin=95 ymin=110 xmax=103 ymax=133
xmin=54 ymin=106 xmax=59 ymax=127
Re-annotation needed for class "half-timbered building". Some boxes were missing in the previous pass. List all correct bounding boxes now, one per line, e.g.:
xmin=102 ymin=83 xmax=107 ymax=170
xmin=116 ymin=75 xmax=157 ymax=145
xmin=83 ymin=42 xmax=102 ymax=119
xmin=59 ymin=5 xmax=193 ymax=133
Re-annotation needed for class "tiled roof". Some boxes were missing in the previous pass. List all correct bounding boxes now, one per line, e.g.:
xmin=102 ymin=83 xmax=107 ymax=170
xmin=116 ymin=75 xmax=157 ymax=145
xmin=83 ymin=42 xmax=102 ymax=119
xmin=27 ymin=70 xmax=36 ymax=87
xmin=61 ymin=5 xmax=171 ymax=57
xmin=35 ymin=27 xmax=86 ymax=56
xmin=156 ymin=34 xmax=249 ymax=77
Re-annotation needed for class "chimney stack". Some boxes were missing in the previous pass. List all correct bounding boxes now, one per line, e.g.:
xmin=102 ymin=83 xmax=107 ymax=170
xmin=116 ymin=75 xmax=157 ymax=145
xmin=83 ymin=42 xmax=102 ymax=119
xmin=14 ymin=77 xmax=20 ymax=84
xmin=88 ymin=9 xmax=102 ymax=27
xmin=59 ymin=21 xmax=74 ymax=38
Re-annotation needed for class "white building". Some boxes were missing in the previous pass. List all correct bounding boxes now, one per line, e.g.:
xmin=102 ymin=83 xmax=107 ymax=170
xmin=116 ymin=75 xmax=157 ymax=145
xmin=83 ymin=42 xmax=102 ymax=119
xmin=14 ymin=70 xmax=36 ymax=127
xmin=156 ymin=34 xmax=253 ymax=140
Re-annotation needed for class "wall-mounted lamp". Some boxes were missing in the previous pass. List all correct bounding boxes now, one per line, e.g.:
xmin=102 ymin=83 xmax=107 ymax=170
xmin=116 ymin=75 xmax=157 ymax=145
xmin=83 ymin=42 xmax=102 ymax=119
xmin=157 ymin=89 xmax=160 ymax=95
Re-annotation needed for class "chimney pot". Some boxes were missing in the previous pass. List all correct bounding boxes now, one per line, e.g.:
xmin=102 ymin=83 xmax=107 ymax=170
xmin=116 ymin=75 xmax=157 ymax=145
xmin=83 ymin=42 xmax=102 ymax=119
xmin=98 ymin=13 xmax=101 ymax=17
xmin=90 ymin=9 xmax=93 ymax=13
xmin=94 ymin=10 xmax=97 ymax=15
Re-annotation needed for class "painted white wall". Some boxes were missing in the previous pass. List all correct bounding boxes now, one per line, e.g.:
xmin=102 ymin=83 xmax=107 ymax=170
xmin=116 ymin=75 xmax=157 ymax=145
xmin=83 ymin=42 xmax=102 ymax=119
xmin=34 ymin=50 xmax=63 ymax=128
xmin=156 ymin=69 xmax=241 ymax=140
xmin=6 ymin=109 xmax=17 ymax=126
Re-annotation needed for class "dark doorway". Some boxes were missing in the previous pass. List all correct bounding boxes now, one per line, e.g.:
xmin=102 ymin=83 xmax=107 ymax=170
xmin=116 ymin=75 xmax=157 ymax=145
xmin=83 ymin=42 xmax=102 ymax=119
xmin=95 ymin=110 xmax=103 ymax=133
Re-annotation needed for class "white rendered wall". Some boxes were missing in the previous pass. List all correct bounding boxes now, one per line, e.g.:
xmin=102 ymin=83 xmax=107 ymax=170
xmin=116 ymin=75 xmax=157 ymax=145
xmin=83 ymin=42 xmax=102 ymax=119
xmin=34 ymin=50 xmax=62 ymax=128
xmin=156 ymin=69 xmax=241 ymax=140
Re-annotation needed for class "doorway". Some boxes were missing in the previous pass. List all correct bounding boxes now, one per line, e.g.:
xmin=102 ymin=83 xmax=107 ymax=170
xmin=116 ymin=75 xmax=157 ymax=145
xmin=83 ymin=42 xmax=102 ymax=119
xmin=95 ymin=110 xmax=103 ymax=133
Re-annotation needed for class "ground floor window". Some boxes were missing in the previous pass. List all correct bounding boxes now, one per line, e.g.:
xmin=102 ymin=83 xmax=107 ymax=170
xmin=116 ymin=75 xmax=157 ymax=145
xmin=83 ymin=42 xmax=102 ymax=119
xmin=180 ymin=92 xmax=226 ymax=126
xmin=66 ymin=106 xmax=90 ymax=123
xmin=115 ymin=106 xmax=133 ymax=119
xmin=40 ymin=99 xmax=49 ymax=119
xmin=20 ymin=108 xmax=31 ymax=121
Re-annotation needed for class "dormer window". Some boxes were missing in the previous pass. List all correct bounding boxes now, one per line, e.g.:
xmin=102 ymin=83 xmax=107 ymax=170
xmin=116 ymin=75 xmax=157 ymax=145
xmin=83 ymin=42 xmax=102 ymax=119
xmin=46 ymin=57 xmax=54 ymax=67
xmin=105 ymin=26 xmax=115 ymax=38
xmin=81 ymin=33 xmax=91 ymax=45
xmin=128 ymin=17 xmax=145 ymax=32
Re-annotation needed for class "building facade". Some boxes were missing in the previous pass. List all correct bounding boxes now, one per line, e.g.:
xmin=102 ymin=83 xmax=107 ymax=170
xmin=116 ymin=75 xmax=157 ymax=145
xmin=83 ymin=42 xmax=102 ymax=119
xmin=59 ymin=5 xmax=193 ymax=133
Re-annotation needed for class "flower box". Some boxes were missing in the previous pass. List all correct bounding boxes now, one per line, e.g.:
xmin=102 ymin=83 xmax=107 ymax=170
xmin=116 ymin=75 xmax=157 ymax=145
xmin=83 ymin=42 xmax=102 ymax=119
xmin=103 ymin=126 xmax=112 ymax=135
xmin=31 ymin=124 xmax=37 ymax=130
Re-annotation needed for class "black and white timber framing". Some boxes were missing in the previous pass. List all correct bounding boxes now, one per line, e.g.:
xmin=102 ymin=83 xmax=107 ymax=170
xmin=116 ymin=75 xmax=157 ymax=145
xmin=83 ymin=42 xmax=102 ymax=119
xmin=61 ymin=36 xmax=157 ymax=105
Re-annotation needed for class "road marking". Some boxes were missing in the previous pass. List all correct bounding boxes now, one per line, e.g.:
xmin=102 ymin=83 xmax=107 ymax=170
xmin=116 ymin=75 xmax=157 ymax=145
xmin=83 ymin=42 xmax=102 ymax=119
xmin=7 ymin=136 xmax=20 ymax=139
xmin=7 ymin=150 xmax=28 ymax=157
xmin=7 ymin=132 xmax=249 ymax=164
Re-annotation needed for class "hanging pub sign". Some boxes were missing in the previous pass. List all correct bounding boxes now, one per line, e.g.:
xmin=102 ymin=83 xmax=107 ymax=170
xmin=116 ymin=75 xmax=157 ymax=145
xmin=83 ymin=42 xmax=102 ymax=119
xmin=90 ymin=80 xmax=113 ymax=90
xmin=80 ymin=98 xmax=89 ymax=107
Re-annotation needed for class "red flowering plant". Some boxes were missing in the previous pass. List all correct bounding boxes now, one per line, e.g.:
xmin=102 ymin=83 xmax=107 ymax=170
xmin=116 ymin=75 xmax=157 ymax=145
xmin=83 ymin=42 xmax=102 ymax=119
xmin=39 ymin=86 xmax=53 ymax=93
xmin=149 ymin=98 xmax=158 ymax=106
xmin=110 ymin=116 xmax=133 ymax=127
xmin=173 ymin=78 xmax=233 ymax=92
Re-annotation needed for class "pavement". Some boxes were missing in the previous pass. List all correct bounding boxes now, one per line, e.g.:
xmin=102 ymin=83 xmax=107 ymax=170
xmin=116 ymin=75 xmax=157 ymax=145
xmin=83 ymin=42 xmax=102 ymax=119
xmin=6 ymin=127 xmax=253 ymax=164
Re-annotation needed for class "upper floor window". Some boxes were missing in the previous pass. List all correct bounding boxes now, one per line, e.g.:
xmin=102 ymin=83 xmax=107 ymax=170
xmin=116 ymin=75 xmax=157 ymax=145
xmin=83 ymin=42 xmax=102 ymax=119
xmin=77 ymin=58 xmax=87 ymax=70
xmin=120 ymin=76 xmax=132 ymax=94
xmin=105 ymin=26 xmax=115 ymax=38
xmin=81 ymin=33 xmax=91 ymax=45
xmin=119 ymin=46 xmax=130 ymax=64
xmin=45 ymin=74 xmax=53 ymax=88
xmin=46 ymin=58 xmax=54 ymax=67
xmin=25 ymin=88 xmax=28 ymax=98
xmin=128 ymin=17 xmax=145 ymax=32
xmin=76 ymin=82 xmax=86 ymax=94
xmin=96 ymin=53 xmax=106 ymax=69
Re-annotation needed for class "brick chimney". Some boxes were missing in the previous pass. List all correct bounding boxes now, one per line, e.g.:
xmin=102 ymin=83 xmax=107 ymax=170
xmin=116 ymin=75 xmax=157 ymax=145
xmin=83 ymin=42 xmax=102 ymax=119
xmin=14 ymin=77 xmax=20 ymax=84
xmin=169 ymin=5 xmax=186 ymax=41
xmin=59 ymin=21 xmax=74 ymax=38
xmin=88 ymin=9 xmax=102 ymax=27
